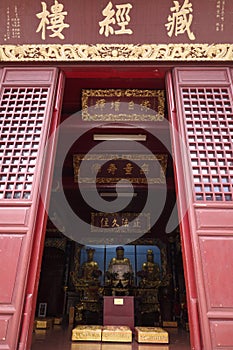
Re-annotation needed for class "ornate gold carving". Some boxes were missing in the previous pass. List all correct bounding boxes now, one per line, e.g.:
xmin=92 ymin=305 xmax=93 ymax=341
xmin=135 ymin=326 xmax=169 ymax=344
xmin=0 ymin=44 xmax=233 ymax=61
xmin=44 ymin=237 xmax=67 ymax=251
xmin=70 ymin=243 xmax=82 ymax=288
xmin=72 ymin=325 xmax=102 ymax=341
xmin=102 ymin=326 xmax=132 ymax=342
xmin=82 ymin=89 xmax=164 ymax=122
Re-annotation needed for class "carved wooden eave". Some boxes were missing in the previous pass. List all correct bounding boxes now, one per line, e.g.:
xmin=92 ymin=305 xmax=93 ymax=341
xmin=0 ymin=43 xmax=233 ymax=62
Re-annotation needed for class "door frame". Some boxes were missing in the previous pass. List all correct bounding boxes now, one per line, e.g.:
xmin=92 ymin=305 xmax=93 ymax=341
xmin=24 ymin=64 xmax=201 ymax=349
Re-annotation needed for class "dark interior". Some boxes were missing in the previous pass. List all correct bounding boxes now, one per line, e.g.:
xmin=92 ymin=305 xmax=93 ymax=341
xmin=36 ymin=65 xmax=188 ymax=330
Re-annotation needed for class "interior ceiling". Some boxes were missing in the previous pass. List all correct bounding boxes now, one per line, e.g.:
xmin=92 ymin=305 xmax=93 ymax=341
xmin=48 ymin=66 xmax=178 ymax=241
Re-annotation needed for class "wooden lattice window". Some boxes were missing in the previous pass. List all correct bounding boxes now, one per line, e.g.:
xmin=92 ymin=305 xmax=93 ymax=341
xmin=0 ymin=87 xmax=49 ymax=200
xmin=181 ymin=87 xmax=233 ymax=202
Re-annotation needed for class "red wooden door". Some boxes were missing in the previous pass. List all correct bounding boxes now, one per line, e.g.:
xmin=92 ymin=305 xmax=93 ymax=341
xmin=167 ymin=67 xmax=233 ymax=350
xmin=0 ymin=67 xmax=63 ymax=350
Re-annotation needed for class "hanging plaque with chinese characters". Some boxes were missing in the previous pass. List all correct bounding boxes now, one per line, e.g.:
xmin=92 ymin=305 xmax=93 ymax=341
xmin=91 ymin=212 xmax=150 ymax=234
xmin=73 ymin=153 xmax=168 ymax=185
xmin=1 ymin=0 xmax=233 ymax=61
xmin=82 ymin=89 xmax=165 ymax=122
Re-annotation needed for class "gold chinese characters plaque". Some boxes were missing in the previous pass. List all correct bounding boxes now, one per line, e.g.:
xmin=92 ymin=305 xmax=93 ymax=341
xmin=1 ymin=0 xmax=233 ymax=61
xmin=82 ymin=89 xmax=165 ymax=122
xmin=91 ymin=212 xmax=150 ymax=234
xmin=73 ymin=153 xmax=168 ymax=185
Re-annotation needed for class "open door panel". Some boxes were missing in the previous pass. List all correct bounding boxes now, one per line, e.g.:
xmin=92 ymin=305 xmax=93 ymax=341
xmin=0 ymin=67 xmax=63 ymax=350
xmin=167 ymin=67 xmax=233 ymax=350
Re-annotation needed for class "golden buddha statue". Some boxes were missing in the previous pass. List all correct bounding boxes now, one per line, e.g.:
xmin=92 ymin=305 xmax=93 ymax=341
xmin=106 ymin=246 xmax=133 ymax=288
xmin=138 ymin=249 xmax=161 ymax=288
xmin=80 ymin=248 xmax=102 ymax=283
xmin=73 ymin=248 xmax=102 ymax=321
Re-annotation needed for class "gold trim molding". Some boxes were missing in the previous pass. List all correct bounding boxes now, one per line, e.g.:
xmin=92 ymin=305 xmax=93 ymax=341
xmin=0 ymin=44 xmax=233 ymax=61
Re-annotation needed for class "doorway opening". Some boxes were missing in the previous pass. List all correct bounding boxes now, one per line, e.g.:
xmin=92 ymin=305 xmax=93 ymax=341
xmin=31 ymin=66 xmax=191 ymax=348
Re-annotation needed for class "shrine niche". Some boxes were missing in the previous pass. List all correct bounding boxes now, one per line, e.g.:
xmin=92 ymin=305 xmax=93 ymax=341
xmin=68 ymin=241 xmax=172 ymax=327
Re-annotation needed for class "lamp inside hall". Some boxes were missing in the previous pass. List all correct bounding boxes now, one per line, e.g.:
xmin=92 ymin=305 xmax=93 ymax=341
xmin=93 ymin=134 xmax=146 ymax=141
xmin=100 ymin=192 xmax=137 ymax=198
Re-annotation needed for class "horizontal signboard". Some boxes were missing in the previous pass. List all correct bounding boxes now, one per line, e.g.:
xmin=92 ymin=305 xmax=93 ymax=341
xmin=82 ymin=89 xmax=165 ymax=122
xmin=91 ymin=212 xmax=151 ymax=233
xmin=0 ymin=0 xmax=232 ymax=61
xmin=73 ymin=153 xmax=168 ymax=185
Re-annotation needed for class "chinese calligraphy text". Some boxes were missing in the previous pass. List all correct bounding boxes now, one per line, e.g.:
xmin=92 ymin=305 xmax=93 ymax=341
xmin=99 ymin=1 xmax=133 ymax=37
xmin=36 ymin=0 xmax=69 ymax=40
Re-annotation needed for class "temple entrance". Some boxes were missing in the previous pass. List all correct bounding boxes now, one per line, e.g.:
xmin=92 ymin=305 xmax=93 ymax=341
xmin=1 ymin=63 xmax=233 ymax=349
xmin=31 ymin=66 xmax=191 ymax=348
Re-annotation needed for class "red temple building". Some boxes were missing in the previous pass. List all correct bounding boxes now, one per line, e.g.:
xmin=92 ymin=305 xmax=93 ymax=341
xmin=0 ymin=1 xmax=233 ymax=349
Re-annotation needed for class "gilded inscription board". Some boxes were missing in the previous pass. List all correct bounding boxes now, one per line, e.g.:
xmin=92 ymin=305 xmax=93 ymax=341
xmin=82 ymin=89 xmax=165 ymax=122
xmin=0 ymin=0 xmax=233 ymax=61
xmin=73 ymin=153 xmax=168 ymax=185
xmin=91 ymin=212 xmax=150 ymax=233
